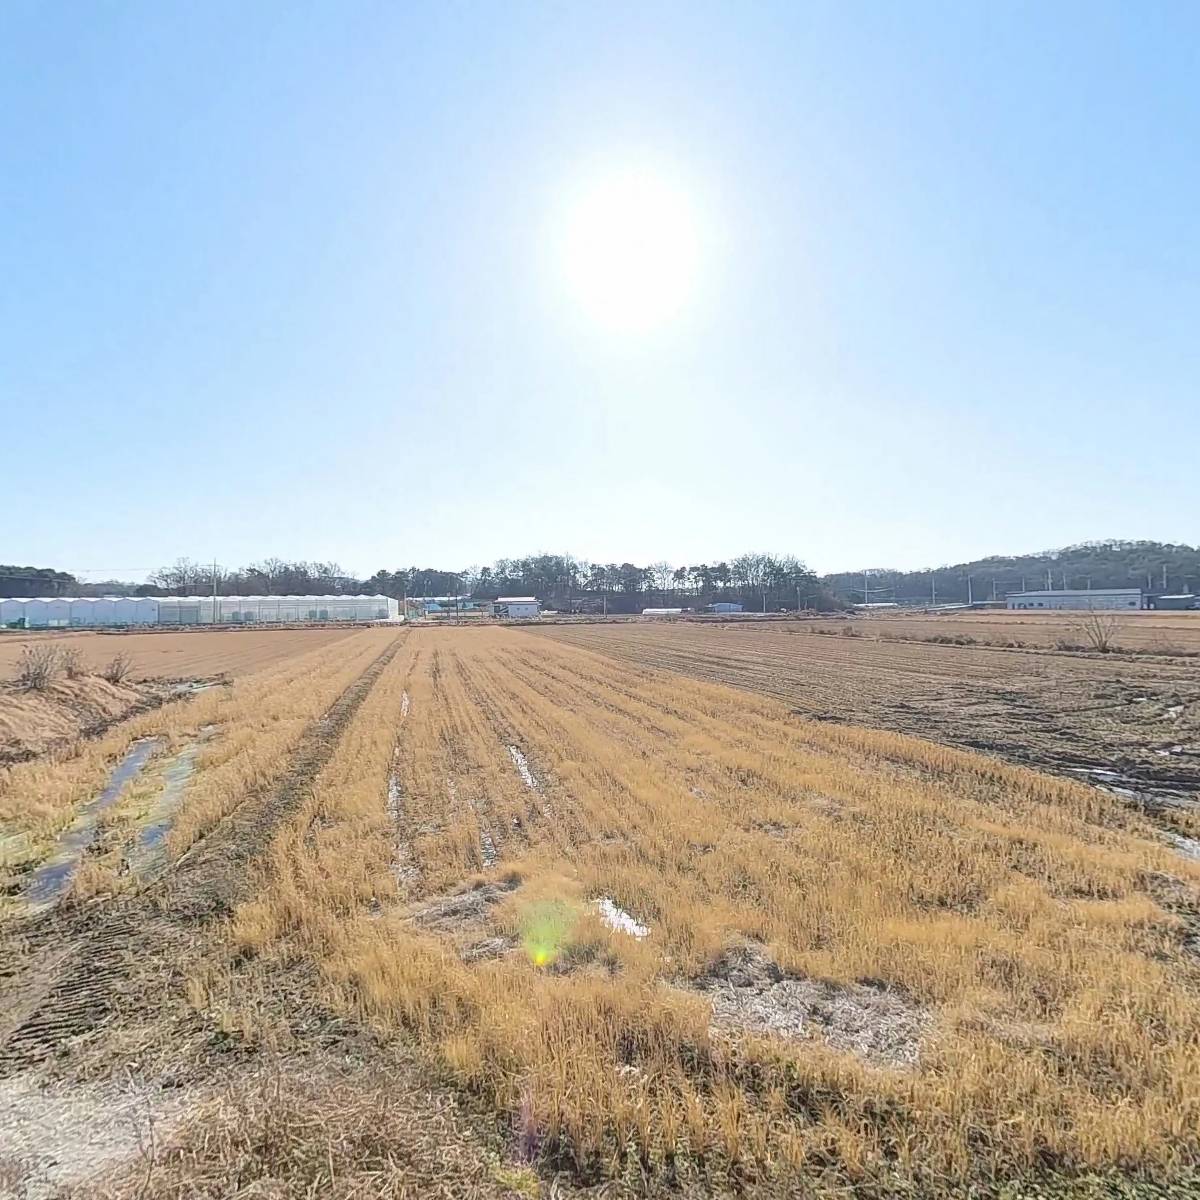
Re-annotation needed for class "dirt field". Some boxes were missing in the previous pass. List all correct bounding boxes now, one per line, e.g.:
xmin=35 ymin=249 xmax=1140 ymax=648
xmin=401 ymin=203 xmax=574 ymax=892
xmin=1 ymin=626 xmax=1197 ymax=1198
xmin=0 ymin=626 xmax=365 ymax=682
xmin=837 ymin=608 xmax=1200 ymax=653
xmin=535 ymin=621 xmax=1200 ymax=811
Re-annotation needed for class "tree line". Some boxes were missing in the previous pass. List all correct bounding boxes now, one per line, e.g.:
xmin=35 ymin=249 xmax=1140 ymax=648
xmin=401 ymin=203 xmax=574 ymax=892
xmin=10 ymin=540 xmax=1198 ymax=609
xmin=365 ymin=553 xmax=838 ymax=612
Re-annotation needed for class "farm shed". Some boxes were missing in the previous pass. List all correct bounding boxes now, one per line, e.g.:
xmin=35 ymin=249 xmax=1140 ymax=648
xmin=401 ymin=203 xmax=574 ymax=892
xmin=495 ymin=597 xmax=540 ymax=619
xmin=642 ymin=608 xmax=684 ymax=616
xmin=1006 ymin=589 xmax=1143 ymax=611
xmin=707 ymin=602 xmax=743 ymax=613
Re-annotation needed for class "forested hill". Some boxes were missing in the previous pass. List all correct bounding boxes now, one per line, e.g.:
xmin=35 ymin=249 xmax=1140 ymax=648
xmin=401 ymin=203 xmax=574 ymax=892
xmin=824 ymin=541 xmax=1200 ymax=605
xmin=0 ymin=565 xmax=77 ymax=597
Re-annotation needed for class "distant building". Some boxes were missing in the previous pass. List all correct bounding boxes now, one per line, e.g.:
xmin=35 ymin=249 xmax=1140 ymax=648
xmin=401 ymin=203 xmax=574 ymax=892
xmin=1006 ymin=589 xmax=1142 ymax=611
xmin=642 ymin=607 xmax=683 ymax=616
xmin=1147 ymin=594 xmax=1198 ymax=611
xmin=707 ymin=602 xmax=743 ymax=614
xmin=495 ymin=596 xmax=540 ymax=619
xmin=0 ymin=595 xmax=397 ymax=628
xmin=420 ymin=595 xmax=475 ymax=615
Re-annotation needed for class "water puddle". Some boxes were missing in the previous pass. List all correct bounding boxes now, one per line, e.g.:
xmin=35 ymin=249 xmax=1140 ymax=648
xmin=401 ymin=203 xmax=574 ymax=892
xmin=1169 ymin=834 xmax=1200 ymax=862
xmin=23 ymin=738 xmax=163 ymax=909
xmin=507 ymin=745 xmax=539 ymax=791
xmin=593 ymin=896 xmax=650 ymax=938
xmin=168 ymin=680 xmax=223 ymax=699
xmin=479 ymin=826 xmax=498 ymax=869
xmin=449 ymin=778 xmax=498 ymax=869
xmin=125 ymin=729 xmax=213 ymax=879
xmin=386 ymin=750 xmax=418 ymax=885
xmin=1065 ymin=766 xmax=1198 ymax=813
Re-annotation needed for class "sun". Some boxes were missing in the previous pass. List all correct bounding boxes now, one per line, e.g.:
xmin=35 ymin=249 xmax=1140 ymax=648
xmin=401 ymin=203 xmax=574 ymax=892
xmin=556 ymin=166 xmax=702 ymax=334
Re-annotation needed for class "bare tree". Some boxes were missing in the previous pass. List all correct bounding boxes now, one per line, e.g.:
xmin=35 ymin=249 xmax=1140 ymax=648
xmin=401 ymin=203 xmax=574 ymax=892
xmin=1069 ymin=610 xmax=1125 ymax=653
xmin=17 ymin=644 xmax=62 ymax=690
xmin=102 ymin=652 xmax=134 ymax=683
xmin=648 ymin=561 xmax=674 ymax=602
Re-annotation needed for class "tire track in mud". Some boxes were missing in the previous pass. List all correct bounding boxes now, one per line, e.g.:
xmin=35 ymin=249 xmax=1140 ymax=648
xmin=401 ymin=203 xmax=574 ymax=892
xmin=0 ymin=636 xmax=403 ymax=1072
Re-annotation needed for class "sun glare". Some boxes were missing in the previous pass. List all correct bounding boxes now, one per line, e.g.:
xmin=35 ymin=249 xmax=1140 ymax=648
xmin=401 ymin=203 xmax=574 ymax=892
xmin=557 ymin=166 xmax=702 ymax=334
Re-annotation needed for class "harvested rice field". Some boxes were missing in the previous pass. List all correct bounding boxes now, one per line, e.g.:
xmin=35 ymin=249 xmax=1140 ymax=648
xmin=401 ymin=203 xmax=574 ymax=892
xmin=0 ymin=625 xmax=364 ymax=682
xmin=836 ymin=608 xmax=1200 ymax=655
xmin=1 ymin=626 xmax=1198 ymax=1198
xmin=536 ymin=620 xmax=1200 ymax=807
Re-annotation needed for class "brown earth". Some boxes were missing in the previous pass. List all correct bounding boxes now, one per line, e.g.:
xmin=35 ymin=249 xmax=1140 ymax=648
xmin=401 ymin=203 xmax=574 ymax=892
xmin=0 ymin=626 xmax=363 ymax=682
xmin=531 ymin=620 xmax=1200 ymax=807
xmin=842 ymin=608 xmax=1200 ymax=653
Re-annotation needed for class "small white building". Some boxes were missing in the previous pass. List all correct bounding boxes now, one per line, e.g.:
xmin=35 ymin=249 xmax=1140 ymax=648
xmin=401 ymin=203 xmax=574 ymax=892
xmin=642 ymin=607 xmax=684 ymax=616
xmin=1006 ymin=589 xmax=1143 ymax=611
xmin=495 ymin=596 xmax=540 ymax=619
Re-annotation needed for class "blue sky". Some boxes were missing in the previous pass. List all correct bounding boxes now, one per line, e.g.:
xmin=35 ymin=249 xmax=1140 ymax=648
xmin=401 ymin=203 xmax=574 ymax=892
xmin=3 ymin=2 xmax=1196 ymax=582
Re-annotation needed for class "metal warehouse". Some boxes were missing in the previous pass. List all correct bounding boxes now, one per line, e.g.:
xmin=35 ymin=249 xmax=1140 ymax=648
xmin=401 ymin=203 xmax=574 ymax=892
xmin=1 ymin=595 xmax=398 ymax=628
xmin=1006 ymin=589 xmax=1143 ymax=611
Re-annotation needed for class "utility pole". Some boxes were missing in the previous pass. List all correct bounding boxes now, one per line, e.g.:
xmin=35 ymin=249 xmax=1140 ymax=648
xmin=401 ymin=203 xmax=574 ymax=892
xmin=602 ymin=593 xmax=607 ymax=617
xmin=1163 ymin=563 xmax=1168 ymax=592
xmin=967 ymin=575 xmax=973 ymax=605
xmin=1046 ymin=568 xmax=1053 ymax=590
xmin=212 ymin=559 xmax=218 ymax=625
xmin=930 ymin=572 xmax=937 ymax=607
xmin=991 ymin=579 xmax=998 ymax=601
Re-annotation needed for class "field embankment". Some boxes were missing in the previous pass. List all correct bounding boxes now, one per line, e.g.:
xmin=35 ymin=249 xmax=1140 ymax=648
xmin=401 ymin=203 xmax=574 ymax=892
xmin=0 ymin=675 xmax=184 ymax=763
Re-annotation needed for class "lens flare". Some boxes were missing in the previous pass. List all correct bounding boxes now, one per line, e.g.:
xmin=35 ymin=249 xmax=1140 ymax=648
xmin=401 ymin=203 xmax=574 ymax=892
xmin=519 ymin=899 xmax=577 ymax=968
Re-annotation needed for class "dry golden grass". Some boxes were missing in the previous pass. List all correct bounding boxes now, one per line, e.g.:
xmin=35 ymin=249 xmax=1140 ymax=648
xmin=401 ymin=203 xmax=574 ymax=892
xmin=0 ymin=628 xmax=398 ymax=876
xmin=230 ymin=627 xmax=1200 ymax=1194
xmin=0 ymin=674 xmax=153 ymax=760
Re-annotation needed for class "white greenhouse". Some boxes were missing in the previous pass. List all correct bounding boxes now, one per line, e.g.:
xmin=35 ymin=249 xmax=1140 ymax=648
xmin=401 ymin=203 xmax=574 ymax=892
xmin=0 ymin=594 xmax=399 ymax=629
